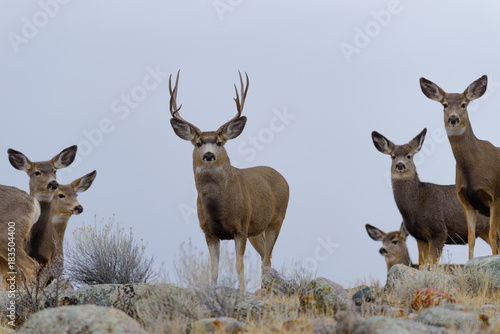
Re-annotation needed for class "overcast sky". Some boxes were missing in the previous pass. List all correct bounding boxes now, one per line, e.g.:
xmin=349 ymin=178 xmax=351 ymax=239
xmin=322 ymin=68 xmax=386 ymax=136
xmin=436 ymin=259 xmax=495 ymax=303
xmin=2 ymin=0 xmax=500 ymax=288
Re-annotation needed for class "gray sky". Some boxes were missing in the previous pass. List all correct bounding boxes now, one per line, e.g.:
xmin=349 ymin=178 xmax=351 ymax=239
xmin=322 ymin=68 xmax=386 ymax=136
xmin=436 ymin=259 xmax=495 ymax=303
xmin=2 ymin=0 xmax=500 ymax=287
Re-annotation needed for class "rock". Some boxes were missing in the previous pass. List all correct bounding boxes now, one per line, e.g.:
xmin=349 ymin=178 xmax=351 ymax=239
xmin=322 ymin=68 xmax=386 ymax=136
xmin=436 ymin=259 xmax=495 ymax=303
xmin=464 ymin=255 xmax=500 ymax=291
xmin=299 ymin=277 xmax=350 ymax=313
xmin=311 ymin=319 xmax=336 ymax=334
xmin=261 ymin=267 xmax=294 ymax=296
xmin=17 ymin=305 xmax=147 ymax=334
xmin=335 ymin=310 xmax=362 ymax=333
xmin=415 ymin=304 xmax=489 ymax=331
xmin=411 ymin=287 xmax=456 ymax=311
xmin=192 ymin=317 xmax=243 ymax=333
xmin=0 ymin=326 xmax=14 ymax=334
xmin=385 ymin=265 xmax=457 ymax=302
xmin=353 ymin=316 xmax=449 ymax=334
xmin=234 ymin=295 xmax=266 ymax=319
xmin=352 ymin=287 xmax=375 ymax=306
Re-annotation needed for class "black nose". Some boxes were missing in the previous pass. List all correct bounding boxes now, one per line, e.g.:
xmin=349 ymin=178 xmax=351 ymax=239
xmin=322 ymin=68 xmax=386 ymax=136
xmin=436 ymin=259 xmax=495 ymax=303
xmin=75 ymin=206 xmax=83 ymax=214
xmin=47 ymin=181 xmax=58 ymax=190
xmin=395 ymin=162 xmax=406 ymax=171
xmin=448 ymin=115 xmax=459 ymax=125
xmin=379 ymin=248 xmax=388 ymax=255
xmin=203 ymin=152 xmax=216 ymax=162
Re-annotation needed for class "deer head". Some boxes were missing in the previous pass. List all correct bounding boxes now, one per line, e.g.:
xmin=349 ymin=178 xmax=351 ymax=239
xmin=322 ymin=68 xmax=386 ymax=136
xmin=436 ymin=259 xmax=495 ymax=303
xmin=371 ymin=129 xmax=427 ymax=179
xmin=420 ymin=75 xmax=487 ymax=136
xmin=365 ymin=223 xmax=411 ymax=270
xmin=8 ymin=146 xmax=77 ymax=201
xmin=169 ymin=71 xmax=248 ymax=170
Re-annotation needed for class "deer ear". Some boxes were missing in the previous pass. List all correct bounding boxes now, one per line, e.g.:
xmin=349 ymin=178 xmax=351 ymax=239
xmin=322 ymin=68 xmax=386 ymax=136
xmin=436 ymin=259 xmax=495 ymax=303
xmin=71 ymin=170 xmax=97 ymax=193
xmin=8 ymin=149 xmax=33 ymax=171
xmin=171 ymin=119 xmax=197 ymax=141
xmin=465 ymin=75 xmax=487 ymax=101
xmin=371 ymin=131 xmax=395 ymax=155
xmin=409 ymin=128 xmax=427 ymax=154
xmin=220 ymin=116 xmax=247 ymax=140
xmin=52 ymin=145 xmax=77 ymax=169
xmin=365 ymin=224 xmax=386 ymax=241
xmin=400 ymin=222 xmax=409 ymax=239
xmin=420 ymin=77 xmax=445 ymax=102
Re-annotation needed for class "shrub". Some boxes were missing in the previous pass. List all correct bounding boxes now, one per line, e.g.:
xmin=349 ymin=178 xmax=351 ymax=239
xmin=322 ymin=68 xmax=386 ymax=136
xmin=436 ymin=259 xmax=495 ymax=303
xmin=65 ymin=219 xmax=157 ymax=285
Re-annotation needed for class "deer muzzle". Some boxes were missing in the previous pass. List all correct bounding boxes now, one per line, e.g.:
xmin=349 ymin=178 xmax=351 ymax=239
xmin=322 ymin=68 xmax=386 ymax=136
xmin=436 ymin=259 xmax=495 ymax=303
xmin=74 ymin=205 xmax=83 ymax=214
xmin=448 ymin=115 xmax=460 ymax=125
xmin=395 ymin=162 xmax=406 ymax=171
xmin=47 ymin=181 xmax=58 ymax=190
xmin=203 ymin=152 xmax=216 ymax=162
xmin=379 ymin=247 xmax=388 ymax=256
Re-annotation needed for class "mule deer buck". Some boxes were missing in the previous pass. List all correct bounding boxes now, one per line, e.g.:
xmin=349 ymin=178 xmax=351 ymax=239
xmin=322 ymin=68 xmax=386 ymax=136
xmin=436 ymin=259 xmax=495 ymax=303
xmin=0 ymin=186 xmax=40 ymax=279
xmin=8 ymin=146 xmax=77 ymax=265
xmin=52 ymin=171 xmax=96 ymax=260
xmin=420 ymin=75 xmax=500 ymax=258
xmin=365 ymin=223 xmax=417 ymax=271
xmin=169 ymin=71 xmax=289 ymax=290
xmin=371 ymin=129 xmax=494 ymax=265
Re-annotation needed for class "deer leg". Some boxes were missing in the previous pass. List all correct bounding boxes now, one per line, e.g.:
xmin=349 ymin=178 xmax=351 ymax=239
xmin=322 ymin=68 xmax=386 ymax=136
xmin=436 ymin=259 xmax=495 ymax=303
xmin=428 ymin=238 xmax=445 ymax=266
xmin=263 ymin=228 xmax=281 ymax=268
xmin=234 ymin=235 xmax=247 ymax=291
xmin=416 ymin=239 xmax=428 ymax=267
xmin=458 ymin=191 xmax=477 ymax=259
xmin=489 ymin=201 xmax=500 ymax=255
xmin=205 ymin=235 xmax=220 ymax=286
xmin=248 ymin=234 xmax=265 ymax=262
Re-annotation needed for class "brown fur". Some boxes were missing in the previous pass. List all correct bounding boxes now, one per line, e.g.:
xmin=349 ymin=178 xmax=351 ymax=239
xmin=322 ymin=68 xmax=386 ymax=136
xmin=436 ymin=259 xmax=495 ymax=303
xmin=170 ymin=72 xmax=289 ymax=290
xmin=372 ymin=129 xmax=494 ymax=265
xmin=420 ymin=75 xmax=500 ymax=258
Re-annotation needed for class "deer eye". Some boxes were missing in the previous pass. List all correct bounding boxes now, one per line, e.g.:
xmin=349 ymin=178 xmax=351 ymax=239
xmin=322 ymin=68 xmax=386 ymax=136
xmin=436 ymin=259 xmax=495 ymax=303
xmin=443 ymin=103 xmax=448 ymax=108
xmin=216 ymin=142 xmax=222 ymax=147
xmin=391 ymin=155 xmax=396 ymax=160
xmin=392 ymin=240 xmax=398 ymax=245
xmin=58 ymin=194 xmax=65 ymax=198
xmin=407 ymin=155 xmax=412 ymax=159
xmin=35 ymin=171 xmax=41 ymax=176
xmin=196 ymin=142 xmax=202 ymax=148
xmin=461 ymin=103 xmax=467 ymax=108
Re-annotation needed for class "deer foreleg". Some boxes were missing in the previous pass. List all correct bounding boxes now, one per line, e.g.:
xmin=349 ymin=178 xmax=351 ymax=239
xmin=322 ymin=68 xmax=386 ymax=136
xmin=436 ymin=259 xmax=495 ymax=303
xmin=489 ymin=201 xmax=500 ymax=255
xmin=234 ymin=235 xmax=247 ymax=291
xmin=206 ymin=235 xmax=220 ymax=286
xmin=458 ymin=191 xmax=477 ymax=259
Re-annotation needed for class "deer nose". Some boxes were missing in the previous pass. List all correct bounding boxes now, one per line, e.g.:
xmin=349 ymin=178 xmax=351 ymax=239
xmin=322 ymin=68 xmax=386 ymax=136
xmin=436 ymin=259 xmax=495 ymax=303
xmin=448 ymin=115 xmax=460 ymax=125
xmin=75 ymin=205 xmax=83 ymax=214
xmin=379 ymin=247 xmax=388 ymax=256
xmin=203 ymin=152 xmax=216 ymax=162
xmin=395 ymin=162 xmax=406 ymax=171
xmin=47 ymin=181 xmax=58 ymax=190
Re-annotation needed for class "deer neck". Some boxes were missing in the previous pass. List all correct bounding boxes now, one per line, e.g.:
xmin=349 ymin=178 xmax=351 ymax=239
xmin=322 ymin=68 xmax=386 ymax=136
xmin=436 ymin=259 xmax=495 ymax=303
xmin=391 ymin=173 xmax=422 ymax=217
xmin=447 ymin=122 xmax=480 ymax=169
xmin=386 ymin=248 xmax=412 ymax=271
xmin=27 ymin=200 xmax=56 ymax=263
xmin=51 ymin=213 xmax=72 ymax=249
xmin=193 ymin=155 xmax=235 ymax=195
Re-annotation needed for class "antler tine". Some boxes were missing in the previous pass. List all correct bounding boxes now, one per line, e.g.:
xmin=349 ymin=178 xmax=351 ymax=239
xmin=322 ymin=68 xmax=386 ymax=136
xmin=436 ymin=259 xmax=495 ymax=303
xmin=168 ymin=70 xmax=201 ymax=134
xmin=218 ymin=71 xmax=249 ymax=133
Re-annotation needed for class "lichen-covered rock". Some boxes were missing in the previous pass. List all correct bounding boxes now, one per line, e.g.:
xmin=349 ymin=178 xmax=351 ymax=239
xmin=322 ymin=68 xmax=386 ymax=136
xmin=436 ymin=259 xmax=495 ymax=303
xmin=335 ymin=310 xmax=362 ymax=333
xmin=385 ymin=265 xmax=457 ymax=299
xmin=352 ymin=287 xmax=375 ymax=306
xmin=415 ymin=304 xmax=489 ymax=331
xmin=261 ymin=267 xmax=294 ymax=296
xmin=411 ymin=287 xmax=456 ymax=310
xmin=192 ymin=317 xmax=244 ymax=333
xmin=17 ymin=305 xmax=147 ymax=334
xmin=464 ymin=255 xmax=500 ymax=291
xmin=299 ymin=277 xmax=350 ymax=313
xmin=353 ymin=316 xmax=449 ymax=334
xmin=234 ymin=295 xmax=266 ymax=319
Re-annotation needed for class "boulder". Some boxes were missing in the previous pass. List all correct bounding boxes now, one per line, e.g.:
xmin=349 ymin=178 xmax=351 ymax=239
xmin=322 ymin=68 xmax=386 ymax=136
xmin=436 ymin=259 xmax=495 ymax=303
xmin=299 ymin=277 xmax=350 ymax=313
xmin=234 ymin=295 xmax=266 ymax=319
xmin=352 ymin=287 xmax=375 ymax=306
xmin=415 ymin=304 xmax=489 ymax=331
xmin=17 ymin=305 xmax=147 ymax=334
xmin=410 ymin=287 xmax=456 ymax=311
xmin=353 ymin=316 xmax=449 ymax=334
xmin=261 ymin=267 xmax=294 ymax=296
xmin=464 ymin=255 xmax=500 ymax=291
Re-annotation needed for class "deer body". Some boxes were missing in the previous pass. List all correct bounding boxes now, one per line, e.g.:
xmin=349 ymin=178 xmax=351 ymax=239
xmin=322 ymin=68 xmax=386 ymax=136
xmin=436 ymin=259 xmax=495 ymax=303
xmin=372 ymin=129 xmax=492 ymax=265
xmin=170 ymin=72 xmax=289 ymax=290
xmin=420 ymin=75 xmax=500 ymax=257
xmin=0 ymin=185 xmax=40 ymax=278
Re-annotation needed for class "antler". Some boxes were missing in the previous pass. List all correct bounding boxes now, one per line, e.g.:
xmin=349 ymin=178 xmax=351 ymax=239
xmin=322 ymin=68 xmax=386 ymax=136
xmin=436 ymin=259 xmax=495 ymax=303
xmin=169 ymin=70 xmax=201 ymax=134
xmin=218 ymin=71 xmax=249 ymax=132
